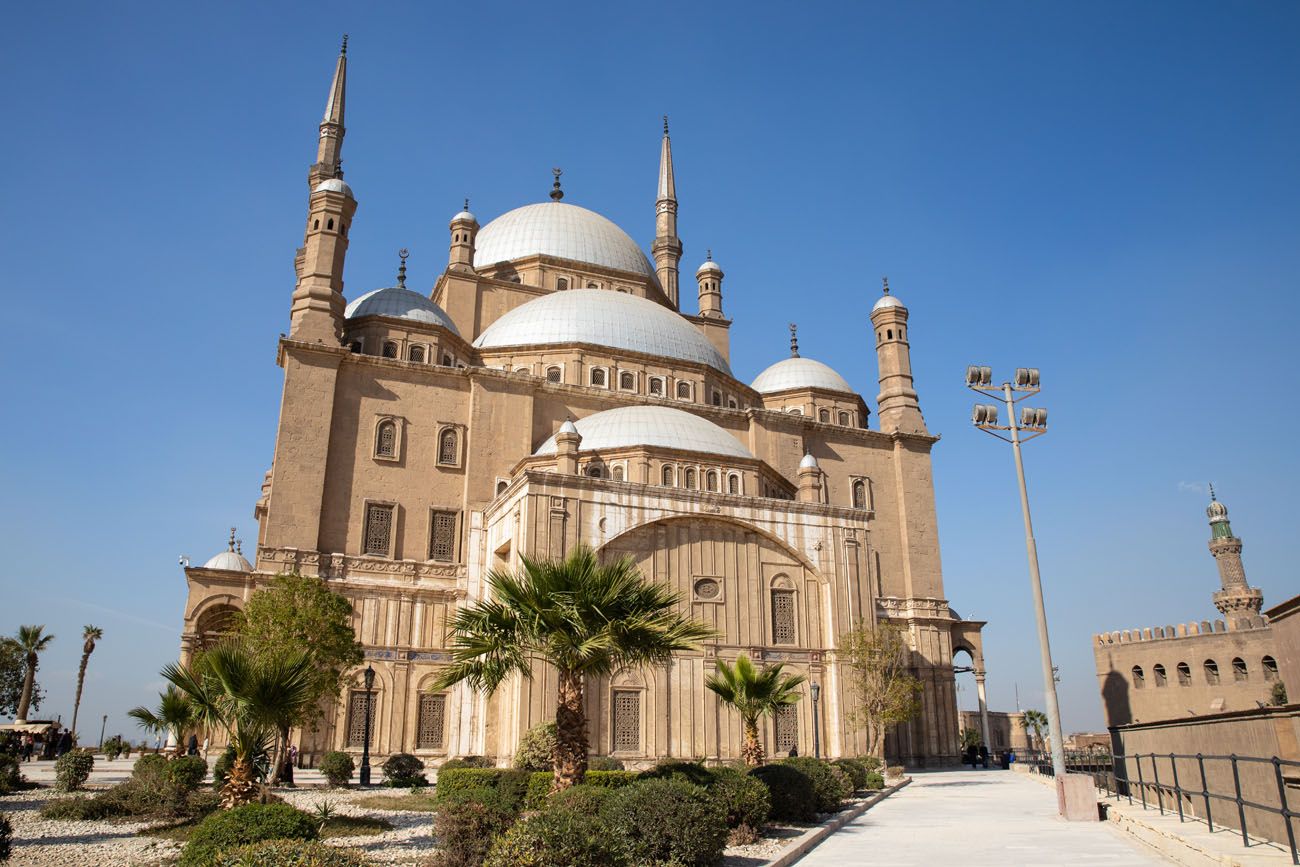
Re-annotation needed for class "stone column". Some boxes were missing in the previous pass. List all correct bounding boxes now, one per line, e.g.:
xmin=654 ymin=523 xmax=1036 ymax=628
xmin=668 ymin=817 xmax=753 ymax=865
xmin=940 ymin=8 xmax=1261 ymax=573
xmin=975 ymin=671 xmax=991 ymax=749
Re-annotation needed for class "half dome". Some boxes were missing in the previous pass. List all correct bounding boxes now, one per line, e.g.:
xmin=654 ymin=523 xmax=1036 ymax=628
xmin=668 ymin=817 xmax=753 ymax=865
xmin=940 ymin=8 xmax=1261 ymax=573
xmin=202 ymin=550 xmax=252 ymax=572
xmin=474 ymin=202 xmax=656 ymax=279
xmin=345 ymin=287 xmax=461 ymax=335
xmin=751 ymin=357 xmax=854 ymax=395
xmin=473 ymin=289 xmax=732 ymax=375
xmin=534 ymin=406 xmax=753 ymax=459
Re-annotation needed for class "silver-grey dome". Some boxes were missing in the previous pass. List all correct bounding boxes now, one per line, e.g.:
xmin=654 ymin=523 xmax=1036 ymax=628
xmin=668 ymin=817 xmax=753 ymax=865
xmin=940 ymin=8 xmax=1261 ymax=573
xmin=473 ymin=289 xmax=732 ymax=375
xmin=474 ymin=202 xmax=656 ymax=279
xmin=314 ymin=178 xmax=354 ymax=198
xmin=872 ymin=294 xmax=904 ymax=312
xmin=534 ymin=406 xmax=752 ymax=459
xmin=751 ymin=357 xmax=854 ymax=395
xmin=202 ymin=550 xmax=253 ymax=572
xmin=345 ymin=287 xmax=461 ymax=335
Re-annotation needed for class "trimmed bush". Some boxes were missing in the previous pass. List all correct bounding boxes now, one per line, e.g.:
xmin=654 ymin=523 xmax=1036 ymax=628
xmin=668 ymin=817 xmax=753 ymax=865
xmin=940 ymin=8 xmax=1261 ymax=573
xmin=832 ymin=758 xmax=869 ymax=791
xmin=865 ymin=771 xmax=884 ymax=790
xmin=441 ymin=755 xmax=493 ymax=770
xmin=523 ymin=769 xmax=638 ymax=809
xmin=548 ymin=783 xmax=614 ymax=815
xmin=749 ymin=764 xmax=816 ymax=822
xmin=707 ymin=765 xmax=770 ymax=831
xmin=39 ymin=797 xmax=115 ymax=821
xmin=179 ymin=803 xmax=317 ymax=867
xmin=513 ymin=723 xmax=557 ymax=772
xmin=858 ymin=755 xmax=883 ymax=772
xmin=0 ymin=812 xmax=10 ymax=863
xmin=168 ymin=756 xmax=208 ymax=792
xmin=134 ymin=753 xmax=167 ymax=779
xmin=600 ymin=778 xmax=728 ymax=867
xmin=885 ymin=765 xmax=905 ymax=780
xmin=0 ymin=755 xmax=21 ymax=795
xmin=319 ymin=751 xmax=355 ymax=787
xmin=484 ymin=807 xmax=629 ymax=867
xmin=782 ymin=757 xmax=851 ymax=813
xmin=587 ymin=755 xmax=624 ymax=771
xmin=55 ymin=750 xmax=95 ymax=792
xmin=382 ymin=753 xmax=427 ymax=787
xmin=429 ymin=786 xmax=520 ymax=867
xmin=212 ymin=839 xmax=366 ymax=867
xmin=436 ymin=769 xmax=531 ymax=812
xmin=638 ymin=760 xmax=716 ymax=788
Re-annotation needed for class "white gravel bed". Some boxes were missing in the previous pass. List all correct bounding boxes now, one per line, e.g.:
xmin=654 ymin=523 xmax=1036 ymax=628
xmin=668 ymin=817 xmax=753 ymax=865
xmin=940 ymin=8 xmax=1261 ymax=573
xmin=276 ymin=786 xmax=434 ymax=865
xmin=2 ymin=786 xmax=180 ymax=867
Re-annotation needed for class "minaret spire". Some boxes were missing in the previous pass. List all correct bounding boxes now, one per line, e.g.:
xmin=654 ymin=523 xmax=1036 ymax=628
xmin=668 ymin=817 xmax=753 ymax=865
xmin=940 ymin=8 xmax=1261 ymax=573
xmin=789 ymin=323 xmax=800 ymax=357
xmin=1205 ymin=489 xmax=1264 ymax=619
xmin=311 ymin=35 xmax=348 ymax=187
xmin=653 ymin=116 xmax=683 ymax=309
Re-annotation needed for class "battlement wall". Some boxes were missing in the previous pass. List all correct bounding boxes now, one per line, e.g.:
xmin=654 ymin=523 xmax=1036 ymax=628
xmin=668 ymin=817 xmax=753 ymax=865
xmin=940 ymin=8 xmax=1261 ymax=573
xmin=1094 ymin=614 xmax=1268 ymax=646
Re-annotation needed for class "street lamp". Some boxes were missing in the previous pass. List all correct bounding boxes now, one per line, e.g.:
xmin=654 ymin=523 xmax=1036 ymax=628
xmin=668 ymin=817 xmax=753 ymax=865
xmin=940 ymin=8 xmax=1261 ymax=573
xmin=810 ymin=682 xmax=822 ymax=759
xmin=966 ymin=365 xmax=1066 ymax=786
xmin=359 ymin=665 xmax=376 ymax=787
xmin=99 ymin=715 xmax=108 ymax=751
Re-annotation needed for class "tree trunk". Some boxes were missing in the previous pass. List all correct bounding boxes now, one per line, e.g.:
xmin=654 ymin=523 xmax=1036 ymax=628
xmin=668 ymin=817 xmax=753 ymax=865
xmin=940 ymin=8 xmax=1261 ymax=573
xmin=222 ymin=756 xmax=261 ymax=808
xmin=15 ymin=654 xmax=36 ymax=723
xmin=70 ymin=650 xmax=91 ymax=738
xmin=270 ymin=724 xmax=291 ymax=785
xmin=742 ymin=718 xmax=764 ymax=766
xmin=552 ymin=668 xmax=588 ymax=792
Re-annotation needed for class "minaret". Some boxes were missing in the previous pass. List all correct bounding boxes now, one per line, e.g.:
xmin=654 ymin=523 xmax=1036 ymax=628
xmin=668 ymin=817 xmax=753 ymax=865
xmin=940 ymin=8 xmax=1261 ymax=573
xmin=870 ymin=277 xmax=927 ymax=435
xmin=289 ymin=38 xmax=357 ymax=343
xmin=696 ymin=250 xmax=723 ymax=318
xmin=1206 ymin=486 xmax=1264 ymax=619
xmin=448 ymin=199 xmax=478 ymax=273
xmin=653 ymin=116 xmax=683 ymax=309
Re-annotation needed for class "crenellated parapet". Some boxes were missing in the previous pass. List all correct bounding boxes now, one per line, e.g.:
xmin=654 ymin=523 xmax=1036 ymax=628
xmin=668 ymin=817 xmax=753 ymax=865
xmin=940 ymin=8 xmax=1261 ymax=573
xmin=1094 ymin=614 xmax=1269 ymax=646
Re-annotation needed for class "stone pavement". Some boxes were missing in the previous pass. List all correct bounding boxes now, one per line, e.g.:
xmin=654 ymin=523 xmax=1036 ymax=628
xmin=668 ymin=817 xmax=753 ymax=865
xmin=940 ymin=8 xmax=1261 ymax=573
xmin=798 ymin=769 xmax=1171 ymax=866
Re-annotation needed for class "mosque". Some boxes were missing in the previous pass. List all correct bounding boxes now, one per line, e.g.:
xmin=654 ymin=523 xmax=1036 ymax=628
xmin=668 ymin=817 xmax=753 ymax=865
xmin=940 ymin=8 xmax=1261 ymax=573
xmin=179 ymin=40 xmax=987 ymax=768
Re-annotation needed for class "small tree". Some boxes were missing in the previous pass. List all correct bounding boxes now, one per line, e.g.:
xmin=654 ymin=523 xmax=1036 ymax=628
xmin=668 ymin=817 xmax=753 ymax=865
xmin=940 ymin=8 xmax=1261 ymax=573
xmin=0 ymin=637 xmax=41 ymax=719
xmin=13 ymin=626 xmax=54 ymax=723
xmin=705 ymin=654 xmax=805 ymax=766
xmin=960 ymin=727 xmax=982 ymax=751
xmin=70 ymin=625 xmax=103 ymax=741
xmin=1269 ymin=682 xmax=1288 ymax=707
xmin=1020 ymin=709 xmax=1048 ymax=752
xmin=128 ymin=687 xmax=197 ymax=756
xmin=839 ymin=621 xmax=921 ymax=763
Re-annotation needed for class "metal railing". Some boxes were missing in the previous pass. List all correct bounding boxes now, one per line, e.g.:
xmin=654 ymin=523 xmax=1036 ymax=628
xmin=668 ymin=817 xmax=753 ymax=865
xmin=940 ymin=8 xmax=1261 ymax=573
xmin=1027 ymin=750 xmax=1299 ymax=864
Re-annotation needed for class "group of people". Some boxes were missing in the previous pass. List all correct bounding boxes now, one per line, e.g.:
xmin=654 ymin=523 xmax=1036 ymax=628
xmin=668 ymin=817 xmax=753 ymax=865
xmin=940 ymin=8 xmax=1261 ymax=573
xmin=16 ymin=727 xmax=74 ymax=761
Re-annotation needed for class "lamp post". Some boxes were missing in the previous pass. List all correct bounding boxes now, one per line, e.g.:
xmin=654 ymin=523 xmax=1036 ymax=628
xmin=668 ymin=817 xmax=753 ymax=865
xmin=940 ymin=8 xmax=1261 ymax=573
xmin=98 ymin=715 xmax=108 ymax=751
xmin=810 ymin=682 xmax=822 ymax=759
xmin=966 ymin=366 xmax=1067 ymax=787
xmin=359 ymin=665 xmax=375 ymax=787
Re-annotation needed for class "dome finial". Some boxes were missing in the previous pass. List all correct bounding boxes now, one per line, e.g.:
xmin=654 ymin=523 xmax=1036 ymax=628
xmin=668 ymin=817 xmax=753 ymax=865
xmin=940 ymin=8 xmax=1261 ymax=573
xmin=340 ymin=34 xmax=348 ymax=56
xmin=397 ymin=248 xmax=409 ymax=288
xmin=663 ymin=115 xmax=670 ymax=136
xmin=228 ymin=527 xmax=237 ymax=552
xmin=550 ymin=167 xmax=564 ymax=201
xmin=789 ymin=323 xmax=800 ymax=358
xmin=464 ymin=197 xmax=470 ymax=211
xmin=706 ymin=248 xmax=712 ymax=261
xmin=882 ymin=276 xmax=890 ymax=295
xmin=1209 ymin=482 xmax=1216 ymax=502
xmin=235 ymin=539 xmax=243 ymax=555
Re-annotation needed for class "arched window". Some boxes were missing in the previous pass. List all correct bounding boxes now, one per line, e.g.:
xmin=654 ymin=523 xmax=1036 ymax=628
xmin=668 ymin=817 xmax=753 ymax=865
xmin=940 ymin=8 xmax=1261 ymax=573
xmin=1232 ymin=657 xmax=1248 ymax=682
xmin=1153 ymin=664 xmax=1167 ymax=687
xmin=649 ymin=377 xmax=664 ymax=396
xmin=612 ymin=465 xmax=624 ymax=482
xmin=1131 ymin=666 xmax=1145 ymax=689
xmin=661 ymin=465 xmax=675 ymax=486
xmin=587 ymin=465 xmax=603 ymax=478
xmin=408 ymin=345 xmax=426 ymax=363
xmin=375 ymin=420 xmax=397 ymax=458
xmin=327 ymin=218 xmax=334 ymax=230
xmin=706 ymin=470 xmax=718 ymax=491
xmin=839 ymin=411 xmax=850 ymax=426
xmin=556 ymin=277 xmax=569 ymax=291
xmin=684 ymin=468 xmax=697 ymax=489
xmin=515 ymin=366 xmax=530 ymax=375
xmin=1204 ymin=659 xmax=1220 ymax=685
xmin=676 ymin=381 xmax=691 ymax=400
xmin=728 ymin=473 xmax=740 ymax=494
xmin=495 ymin=480 xmax=508 ymax=497
xmin=313 ymin=219 xmax=320 ymax=230
xmin=711 ymin=390 xmax=722 ymax=407
xmin=591 ymin=368 xmax=607 ymax=387
xmin=545 ymin=366 xmax=562 ymax=383
xmin=442 ymin=354 xmax=453 ymax=366
xmin=587 ymin=282 xmax=598 ymax=289
xmin=349 ymin=340 xmax=362 ymax=353
xmin=438 ymin=428 xmax=458 ymax=465
xmin=727 ymin=397 xmax=738 ymax=409
xmin=788 ymin=408 xmax=803 ymax=416
xmin=852 ymin=480 xmax=867 ymax=509
xmin=1177 ymin=662 xmax=1191 ymax=686
xmin=819 ymin=409 xmax=830 ymax=422
xmin=619 ymin=371 xmax=635 ymax=391
xmin=771 ymin=588 xmax=796 ymax=644
xmin=886 ymin=329 xmax=893 ymax=339
xmin=382 ymin=341 xmax=398 ymax=359
xmin=1263 ymin=656 xmax=1279 ymax=682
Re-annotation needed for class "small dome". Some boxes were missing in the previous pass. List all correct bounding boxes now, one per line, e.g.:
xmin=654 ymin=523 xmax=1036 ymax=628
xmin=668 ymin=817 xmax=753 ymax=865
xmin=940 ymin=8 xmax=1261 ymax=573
xmin=751 ymin=357 xmax=854 ymax=395
xmin=799 ymin=453 xmax=819 ymax=470
xmin=558 ymin=419 xmax=579 ymax=435
xmin=1207 ymin=500 xmax=1229 ymax=520
xmin=314 ymin=178 xmax=354 ymax=198
xmin=202 ymin=550 xmax=252 ymax=572
xmin=345 ymin=287 xmax=461 ymax=335
xmin=534 ymin=406 xmax=752 ymax=459
xmin=474 ymin=202 xmax=657 ymax=279
xmin=474 ymin=289 xmax=732 ymax=375
xmin=872 ymin=293 xmax=904 ymax=312
xmin=451 ymin=209 xmax=477 ymax=225
xmin=696 ymin=258 xmax=723 ymax=276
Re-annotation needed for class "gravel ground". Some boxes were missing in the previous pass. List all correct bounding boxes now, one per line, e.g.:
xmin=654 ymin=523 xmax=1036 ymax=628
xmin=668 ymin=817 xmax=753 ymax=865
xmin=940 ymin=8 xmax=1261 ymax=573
xmin=3 ymin=786 xmax=182 ymax=867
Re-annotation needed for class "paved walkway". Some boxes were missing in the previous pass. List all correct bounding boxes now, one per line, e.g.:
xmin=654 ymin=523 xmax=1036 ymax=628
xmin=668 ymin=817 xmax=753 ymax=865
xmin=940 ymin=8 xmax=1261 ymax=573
xmin=799 ymin=770 xmax=1170 ymax=866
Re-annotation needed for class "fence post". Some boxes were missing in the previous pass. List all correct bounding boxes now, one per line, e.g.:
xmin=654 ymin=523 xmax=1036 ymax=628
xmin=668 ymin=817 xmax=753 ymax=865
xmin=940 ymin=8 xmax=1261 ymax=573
xmin=1231 ymin=754 xmax=1249 ymax=849
xmin=1153 ymin=754 xmax=1165 ymax=815
xmin=1271 ymin=757 xmax=1298 ymax=865
xmin=1197 ymin=753 xmax=1213 ymax=833
xmin=1137 ymin=754 xmax=1147 ymax=810
xmin=1170 ymin=753 xmax=1185 ymax=822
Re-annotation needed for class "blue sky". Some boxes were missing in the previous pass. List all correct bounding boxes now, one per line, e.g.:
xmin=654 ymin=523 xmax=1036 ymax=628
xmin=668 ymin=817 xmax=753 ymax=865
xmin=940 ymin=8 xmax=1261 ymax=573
xmin=2 ymin=1 xmax=1297 ymax=742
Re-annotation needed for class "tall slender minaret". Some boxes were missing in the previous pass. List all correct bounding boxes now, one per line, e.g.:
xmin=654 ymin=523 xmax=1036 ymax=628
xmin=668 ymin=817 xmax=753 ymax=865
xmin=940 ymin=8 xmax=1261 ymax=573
xmin=289 ymin=38 xmax=357 ymax=343
xmin=1206 ymin=486 xmax=1264 ymax=619
xmin=870 ymin=278 xmax=927 ymax=434
xmin=653 ymin=116 xmax=683 ymax=309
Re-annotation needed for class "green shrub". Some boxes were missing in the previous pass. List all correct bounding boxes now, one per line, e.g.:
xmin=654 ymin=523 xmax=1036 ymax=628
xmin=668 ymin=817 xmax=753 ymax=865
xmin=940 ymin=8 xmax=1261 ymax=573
xmin=513 ymin=723 xmax=557 ymax=772
xmin=441 ymin=755 xmax=493 ymax=770
xmin=319 ymin=751 xmax=355 ymax=787
xmin=865 ymin=771 xmax=884 ymax=790
xmin=168 ymin=756 xmax=209 ymax=792
xmin=484 ymin=807 xmax=629 ymax=867
xmin=639 ymin=760 xmax=716 ymax=788
xmin=179 ymin=803 xmax=318 ymax=867
xmin=885 ymin=765 xmax=905 ymax=779
xmin=436 ymin=769 xmax=532 ymax=812
xmin=134 ymin=753 xmax=167 ymax=779
xmin=782 ymin=757 xmax=851 ymax=813
xmin=102 ymin=735 xmax=124 ymax=760
xmin=39 ymin=796 xmax=115 ymax=821
xmin=381 ymin=753 xmax=427 ymax=787
xmin=707 ymin=765 xmax=770 ymax=831
xmin=55 ymin=749 xmax=95 ymax=792
xmin=547 ymin=784 xmax=614 ymax=815
xmin=600 ymin=778 xmax=728 ymax=867
xmin=749 ymin=764 xmax=816 ymax=822
xmin=0 ymin=812 xmax=9 ymax=862
xmin=0 ymin=755 xmax=21 ymax=795
xmin=213 ymin=744 xmax=270 ymax=789
xmin=587 ymin=755 xmax=624 ymax=771
xmin=429 ymin=786 xmax=520 ymax=867
xmin=212 ymin=838 xmax=366 ymax=867
xmin=858 ymin=755 xmax=883 ymax=772
xmin=523 ymin=770 xmax=638 ymax=809
xmin=832 ymin=758 xmax=869 ymax=791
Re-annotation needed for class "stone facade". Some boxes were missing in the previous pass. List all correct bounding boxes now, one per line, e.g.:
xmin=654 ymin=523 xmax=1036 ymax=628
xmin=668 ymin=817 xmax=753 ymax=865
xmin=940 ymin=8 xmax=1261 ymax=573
xmin=178 ymin=42 xmax=983 ymax=769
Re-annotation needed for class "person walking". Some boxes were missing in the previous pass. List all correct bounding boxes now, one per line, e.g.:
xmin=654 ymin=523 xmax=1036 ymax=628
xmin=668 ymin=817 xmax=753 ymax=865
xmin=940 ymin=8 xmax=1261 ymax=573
xmin=57 ymin=728 xmax=73 ymax=757
xmin=21 ymin=733 xmax=34 ymax=762
xmin=187 ymin=733 xmax=199 ymax=756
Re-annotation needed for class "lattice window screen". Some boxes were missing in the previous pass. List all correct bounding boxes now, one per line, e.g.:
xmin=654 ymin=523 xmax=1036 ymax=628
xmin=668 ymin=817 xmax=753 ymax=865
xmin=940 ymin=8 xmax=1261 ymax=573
xmin=649 ymin=378 xmax=664 ymax=395
xmin=774 ymin=704 xmax=798 ymax=754
xmin=382 ymin=342 xmax=397 ymax=358
xmin=771 ymin=590 xmax=796 ymax=644
xmin=430 ymin=511 xmax=457 ymax=561
xmin=376 ymin=422 xmax=397 ymax=457
xmin=364 ymin=504 xmax=394 ymax=556
xmin=612 ymin=690 xmax=640 ymax=753
xmin=591 ymin=368 xmax=607 ymax=387
xmin=408 ymin=345 xmax=426 ymax=363
xmin=416 ymin=693 xmax=447 ymax=749
xmin=438 ymin=429 xmax=458 ymax=464
xmin=346 ymin=690 xmax=376 ymax=748
xmin=677 ymin=381 xmax=691 ymax=399
xmin=546 ymin=367 xmax=562 ymax=383
xmin=620 ymin=371 xmax=635 ymax=390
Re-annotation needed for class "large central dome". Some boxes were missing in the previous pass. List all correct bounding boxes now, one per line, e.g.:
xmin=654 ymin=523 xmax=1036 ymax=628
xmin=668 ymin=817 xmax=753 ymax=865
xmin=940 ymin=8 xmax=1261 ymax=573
xmin=474 ymin=202 xmax=657 ymax=279
xmin=474 ymin=289 xmax=733 ymax=375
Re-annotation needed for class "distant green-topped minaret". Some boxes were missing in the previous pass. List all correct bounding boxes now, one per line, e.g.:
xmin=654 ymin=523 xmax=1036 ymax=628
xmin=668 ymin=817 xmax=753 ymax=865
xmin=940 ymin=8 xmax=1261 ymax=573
xmin=1206 ymin=485 xmax=1264 ymax=618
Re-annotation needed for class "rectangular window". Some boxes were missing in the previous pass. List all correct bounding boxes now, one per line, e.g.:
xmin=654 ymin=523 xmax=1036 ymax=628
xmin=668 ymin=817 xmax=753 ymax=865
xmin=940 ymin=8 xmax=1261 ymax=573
xmin=430 ymin=511 xmax=457 ymax=561
xmin=363 ymin=503 xmax=395 ymax=556
xmin=771 ymin=590 xmax=796 ymax=644
xmin=774 ymin=704 xmax=798 ymax=754
xmin=612 ymin=690 xmax=640 ymax=753
xmin=346 ymin=690 xmax=376 ymax=748
xmin=416 ymin=693 xmax=447 ymax=749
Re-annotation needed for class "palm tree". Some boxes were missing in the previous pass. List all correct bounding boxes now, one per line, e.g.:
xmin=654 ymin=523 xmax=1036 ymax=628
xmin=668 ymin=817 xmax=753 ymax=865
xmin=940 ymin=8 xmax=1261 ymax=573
xmin=1020 ymin=709 xmax=1049 ymax=753
xmin=705 ymin=654 xmax=805 ymax=766
xmin=162 ymin=640 xmax=315 ymax=807
xmin=70 ymin=625 xmax=103 ymax=739
xmin=434 ymin=546 xmax=715 ymax=791
xmin=128 ymin=686 xmax=196 ymax=757
xmin=14 ymin=625 xmax=54 ymax=724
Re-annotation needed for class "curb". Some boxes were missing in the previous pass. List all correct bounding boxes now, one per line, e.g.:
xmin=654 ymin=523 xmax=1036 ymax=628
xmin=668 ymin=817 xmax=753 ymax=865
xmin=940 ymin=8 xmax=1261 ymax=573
xmin=763 ymin=778 xmax=912 ymax=867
